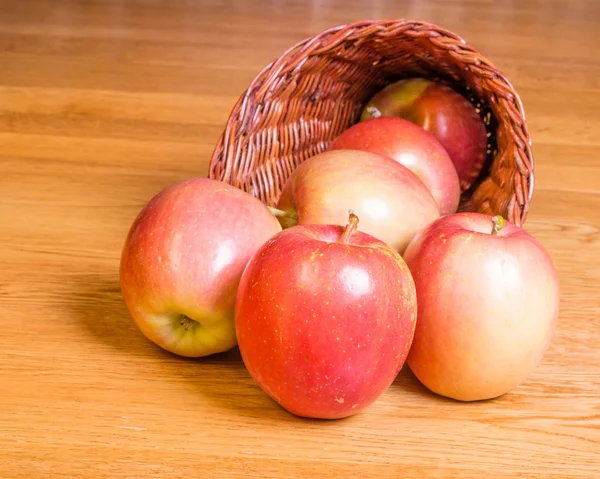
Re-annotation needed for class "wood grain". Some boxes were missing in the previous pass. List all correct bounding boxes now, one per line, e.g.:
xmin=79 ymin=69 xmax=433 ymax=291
xmin=1 ymin=0 xmax=599 ymax=477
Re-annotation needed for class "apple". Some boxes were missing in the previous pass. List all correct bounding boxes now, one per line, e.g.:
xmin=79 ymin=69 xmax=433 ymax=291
xmin=329 ymin=117 xmax=460 ymax=215
xmin=361 ymin=78 xmax=488 ymax=191
xmin=119 ymin=177 xmax=281 ymax=358
xmin=272 ymin=149 xmax=440 ymax=254
xmin=403 ymin=212 xmax=560 ymax=401
xmin=235 ymin=212 xmax=417 ymax=419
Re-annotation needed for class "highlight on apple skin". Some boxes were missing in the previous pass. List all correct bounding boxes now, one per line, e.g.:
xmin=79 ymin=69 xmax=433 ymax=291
xmin=235 ymin=212 xmax=417 ymax=419
xmin=119 ymin=177 xmax=282 ymax=358
xmin=402 ymin=212 xmax=560 ymax=402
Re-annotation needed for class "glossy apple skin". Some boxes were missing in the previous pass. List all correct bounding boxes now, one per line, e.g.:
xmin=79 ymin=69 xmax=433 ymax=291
xmin=276 ymin=149 xmax=440 ymax=254
xmin=235 ymin=223 xmax=417 ymax=419
xmin=329 ymin=117 xmax=460 ymax=215
xmin=119 ymin=178 xmax=281 ymax=358
xmin=361 ymin=78 xmax=488 ymax=191
xmin=403 ymin=213 xmax=560 ymax=401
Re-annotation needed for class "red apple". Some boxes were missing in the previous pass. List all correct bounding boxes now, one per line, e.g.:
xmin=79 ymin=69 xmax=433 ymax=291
xmin=273 ymin=149 xmax=440 ymax=254
xmin=329 ymin=117 xmax=460 ymax=215
xmin=361 ymin=78 xmax=488 ymax=191
xmin=403 ymin=212 xmax=560 ymax=401
xmin=119 ymin=177 xmax=281 ymax=358
xmin=235 ymin=212 xmax=417 ymax=419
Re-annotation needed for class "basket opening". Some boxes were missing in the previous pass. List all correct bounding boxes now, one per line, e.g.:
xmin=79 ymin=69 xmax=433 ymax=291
xmin=209 ymin=20 xmax=531 ymax=225
xmin=248 ymin=36 xmax=501 ymax=207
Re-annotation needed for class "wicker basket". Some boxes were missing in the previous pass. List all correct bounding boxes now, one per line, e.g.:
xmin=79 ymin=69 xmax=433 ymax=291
xmin=208 ymin=19 xmax=534 ymax=227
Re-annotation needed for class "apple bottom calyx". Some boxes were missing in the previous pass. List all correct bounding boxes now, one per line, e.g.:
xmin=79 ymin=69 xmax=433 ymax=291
xmin=179 ymin=315 xmax=199 ymax=331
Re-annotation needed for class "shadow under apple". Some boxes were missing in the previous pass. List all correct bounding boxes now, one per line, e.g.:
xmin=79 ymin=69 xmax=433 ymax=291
xmin=392 ymin=363 xmax=459 ymax=403
xmin=392 ymin=363 xmax=513 ymax=406
xmin=66 ymin=272 xmax=307 ymax=422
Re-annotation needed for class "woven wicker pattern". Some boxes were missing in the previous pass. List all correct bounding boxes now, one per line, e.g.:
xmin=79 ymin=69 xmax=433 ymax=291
xmin=209 ymin=19 xmax=534 ymax=226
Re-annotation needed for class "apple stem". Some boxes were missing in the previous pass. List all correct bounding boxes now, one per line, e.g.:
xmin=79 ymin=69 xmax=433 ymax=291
xmin=180 ymin=315 xmax=197 ymax=331
xmin=366 ymin=105 xmax=382 ymax=119
xmin=267 ymin=206 xmax=298 ymax=223
xmin=491 ymin=215 xmax=505 ymax=235
xmin=340 ymin=210 xmax=360 ymax=244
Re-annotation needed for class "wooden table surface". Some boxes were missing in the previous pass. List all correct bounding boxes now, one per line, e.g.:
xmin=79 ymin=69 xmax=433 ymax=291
xmin=1 ymin=1 xmax=599 ymax=477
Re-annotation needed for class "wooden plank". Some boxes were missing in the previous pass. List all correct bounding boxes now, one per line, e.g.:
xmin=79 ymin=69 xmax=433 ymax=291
xmin=0 ymin=0 xmax=598 ymax=477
